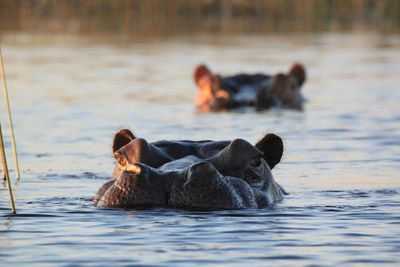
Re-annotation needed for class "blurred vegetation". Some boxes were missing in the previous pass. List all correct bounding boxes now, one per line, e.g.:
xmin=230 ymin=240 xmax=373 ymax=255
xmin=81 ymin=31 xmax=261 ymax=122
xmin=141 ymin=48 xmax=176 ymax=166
xmin=1 ymin=0 xmax=399 ymax=36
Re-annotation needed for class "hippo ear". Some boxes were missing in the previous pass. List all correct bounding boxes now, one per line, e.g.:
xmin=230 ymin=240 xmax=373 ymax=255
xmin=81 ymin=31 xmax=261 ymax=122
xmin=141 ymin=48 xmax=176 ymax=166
xmin=255 ymin=133 xmax=283 ymax=169
xmin=288 ymin=63 xmax=306 ymax=87
xmin=113 ymin=129 xmax=136 ymax=153
xmin=193 ymin=64 xmax=211 ymax=85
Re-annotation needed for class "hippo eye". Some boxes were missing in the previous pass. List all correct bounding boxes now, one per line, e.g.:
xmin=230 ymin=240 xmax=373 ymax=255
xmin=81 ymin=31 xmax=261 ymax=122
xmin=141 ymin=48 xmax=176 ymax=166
xmin=250 ymin=156 xmax=262 ymax=168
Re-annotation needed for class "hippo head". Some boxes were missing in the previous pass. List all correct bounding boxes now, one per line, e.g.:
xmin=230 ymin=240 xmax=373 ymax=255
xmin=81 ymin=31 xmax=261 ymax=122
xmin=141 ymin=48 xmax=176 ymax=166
xmin=271 ymin=63 xmax=306 ymax=110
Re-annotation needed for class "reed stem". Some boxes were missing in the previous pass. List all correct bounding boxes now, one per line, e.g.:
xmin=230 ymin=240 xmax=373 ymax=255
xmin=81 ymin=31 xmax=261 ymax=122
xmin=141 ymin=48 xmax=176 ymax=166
xmin=0 ymin=125 xmax=6 ymax=181
xmin=0 ymin=121 xmax=16 ymax=214
xmin=0 ymin=47 xmax=20 ymax=179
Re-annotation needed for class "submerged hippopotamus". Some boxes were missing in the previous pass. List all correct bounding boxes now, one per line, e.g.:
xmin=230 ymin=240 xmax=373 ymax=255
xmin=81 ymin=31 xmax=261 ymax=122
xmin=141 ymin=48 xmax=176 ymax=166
xmin=194 ymin=63 xmax=306 ymax=112
xmin=94 ymin=129 xmax=287 ymax=210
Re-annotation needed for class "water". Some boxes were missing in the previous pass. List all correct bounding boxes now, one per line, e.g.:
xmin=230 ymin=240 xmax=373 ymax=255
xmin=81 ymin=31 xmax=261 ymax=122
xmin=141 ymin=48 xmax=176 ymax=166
xmin=1 ymin=32 xmax=400 ymax=266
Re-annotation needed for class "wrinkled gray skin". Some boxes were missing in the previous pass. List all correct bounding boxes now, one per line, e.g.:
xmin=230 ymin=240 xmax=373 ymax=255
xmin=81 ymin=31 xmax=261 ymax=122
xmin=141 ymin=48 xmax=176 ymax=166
xmin=94 ymin=129 xmax=287 ymax=209
xmin=95 ymin=161 xmax=257 ymax=209
xmin=95 ymin=157 xmax=285 ymax=209
xmin=159 ymin=155 xmax=287 ymax=208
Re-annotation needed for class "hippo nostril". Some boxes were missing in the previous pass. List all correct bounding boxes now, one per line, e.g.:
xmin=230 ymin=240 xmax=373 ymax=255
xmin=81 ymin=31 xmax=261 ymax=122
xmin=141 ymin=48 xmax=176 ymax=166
xmin=190 ymin=161 xmax=213 ymax=174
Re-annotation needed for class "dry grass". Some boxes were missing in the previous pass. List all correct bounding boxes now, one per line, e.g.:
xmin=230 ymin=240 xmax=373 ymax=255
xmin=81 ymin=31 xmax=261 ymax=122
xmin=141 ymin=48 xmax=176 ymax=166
xmin=0 ymin=0 xmax=399 ymax=35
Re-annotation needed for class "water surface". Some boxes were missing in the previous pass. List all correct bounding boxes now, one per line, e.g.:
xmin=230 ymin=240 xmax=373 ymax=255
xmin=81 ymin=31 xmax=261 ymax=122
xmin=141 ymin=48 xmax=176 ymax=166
xmin=1 ymin=32 xmax=399 ymax=266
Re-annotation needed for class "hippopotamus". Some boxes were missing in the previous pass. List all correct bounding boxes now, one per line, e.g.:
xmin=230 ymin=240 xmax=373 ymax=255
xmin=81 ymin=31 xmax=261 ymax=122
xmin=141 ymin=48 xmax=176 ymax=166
xmin=94 ymin=129 xmax=287 ymax=210
xmin=193 ymin=63 xmax=306 ymax=112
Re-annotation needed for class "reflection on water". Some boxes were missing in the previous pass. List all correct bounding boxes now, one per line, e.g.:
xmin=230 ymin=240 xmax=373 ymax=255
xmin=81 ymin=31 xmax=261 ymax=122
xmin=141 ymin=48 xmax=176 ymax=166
xmin=0 ymin=31 xmax=399 ymax=266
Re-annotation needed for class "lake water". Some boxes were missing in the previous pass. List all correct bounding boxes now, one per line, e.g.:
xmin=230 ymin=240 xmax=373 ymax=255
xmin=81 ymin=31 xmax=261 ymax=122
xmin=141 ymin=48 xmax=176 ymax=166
xmin=0 ymin=32 xmax=399 ymax=266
